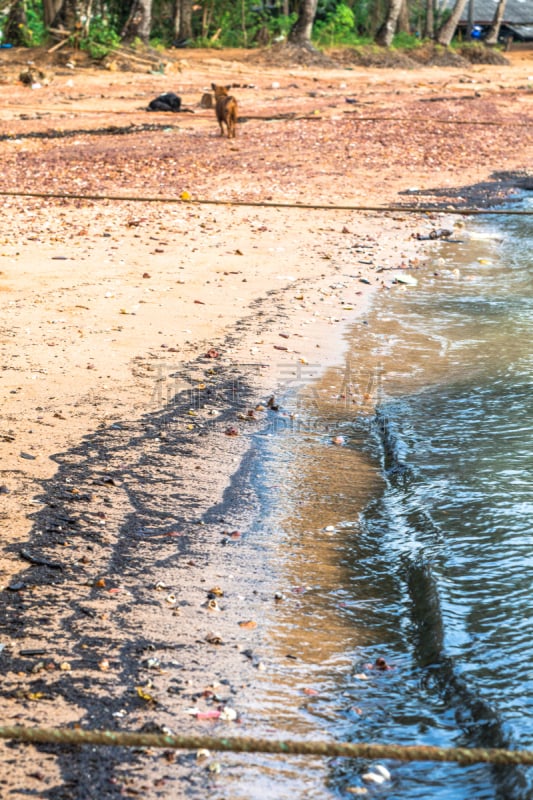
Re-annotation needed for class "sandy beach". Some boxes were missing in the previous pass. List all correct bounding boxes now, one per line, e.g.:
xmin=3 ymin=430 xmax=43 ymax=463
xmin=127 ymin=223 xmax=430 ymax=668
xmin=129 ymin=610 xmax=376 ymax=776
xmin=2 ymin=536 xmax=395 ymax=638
xmin=0 ymin=43 xmax=532 ymax=797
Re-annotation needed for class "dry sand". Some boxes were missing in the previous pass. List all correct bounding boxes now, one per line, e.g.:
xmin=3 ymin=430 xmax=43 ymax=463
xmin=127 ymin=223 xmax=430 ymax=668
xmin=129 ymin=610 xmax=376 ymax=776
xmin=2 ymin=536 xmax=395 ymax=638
xmin=0 ymin=44 xmax=531 ymax=797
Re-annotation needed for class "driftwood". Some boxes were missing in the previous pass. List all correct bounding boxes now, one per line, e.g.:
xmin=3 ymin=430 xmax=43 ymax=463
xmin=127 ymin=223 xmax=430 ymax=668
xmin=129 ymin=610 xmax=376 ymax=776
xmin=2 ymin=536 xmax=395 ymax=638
xmin=46 ymin=29 xmax=164 ymax=69
xmin=46 ymin=26 xmax=81 ymax=53
xmin=109 ymin=47 xmax=165 ymax=68
xmin=47 ymin=37 xmax=70 ymax=54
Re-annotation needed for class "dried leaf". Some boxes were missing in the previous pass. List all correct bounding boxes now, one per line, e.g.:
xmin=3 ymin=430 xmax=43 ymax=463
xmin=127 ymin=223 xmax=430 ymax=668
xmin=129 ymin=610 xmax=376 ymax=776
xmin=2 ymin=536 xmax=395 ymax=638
xmin=136 ymin=686 xmax=158 ymax=703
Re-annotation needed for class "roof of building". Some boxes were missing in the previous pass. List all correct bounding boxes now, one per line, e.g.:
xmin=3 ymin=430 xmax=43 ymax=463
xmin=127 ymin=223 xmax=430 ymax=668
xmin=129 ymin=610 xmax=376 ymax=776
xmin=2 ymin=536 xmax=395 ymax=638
xmin=443 ymin=0 xmax=533 ymax=24
xmin=502 ymin=23 xmax=533 ymax=38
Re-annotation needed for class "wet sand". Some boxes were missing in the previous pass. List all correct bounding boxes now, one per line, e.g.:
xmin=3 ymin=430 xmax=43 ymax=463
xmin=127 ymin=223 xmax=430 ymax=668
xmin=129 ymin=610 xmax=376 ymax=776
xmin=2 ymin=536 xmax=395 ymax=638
xmin=0 ymin=45 xmax=532 ymax=797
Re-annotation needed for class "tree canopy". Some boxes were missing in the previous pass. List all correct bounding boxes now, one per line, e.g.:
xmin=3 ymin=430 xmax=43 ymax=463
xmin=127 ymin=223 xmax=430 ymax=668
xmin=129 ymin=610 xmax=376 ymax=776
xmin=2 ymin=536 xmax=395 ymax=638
xmin=0 ymin=0 xmax=497 ymax=52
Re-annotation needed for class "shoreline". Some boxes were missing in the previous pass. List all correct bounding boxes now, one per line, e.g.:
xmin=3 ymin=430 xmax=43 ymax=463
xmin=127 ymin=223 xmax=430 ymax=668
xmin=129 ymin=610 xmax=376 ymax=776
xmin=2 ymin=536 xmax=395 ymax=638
xmin=0 ymin=201 xmax=433 ymax=797
xmin=0 ymin=47 xmax=532 ymax=796
xmin=0 ymin=200 xmax=430 ymax=571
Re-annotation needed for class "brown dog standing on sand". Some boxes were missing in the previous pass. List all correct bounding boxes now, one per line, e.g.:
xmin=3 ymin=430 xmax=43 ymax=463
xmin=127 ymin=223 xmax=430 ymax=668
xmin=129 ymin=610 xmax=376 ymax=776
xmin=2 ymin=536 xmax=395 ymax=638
xmin=211 ymin=84 xmax=237 ymax=139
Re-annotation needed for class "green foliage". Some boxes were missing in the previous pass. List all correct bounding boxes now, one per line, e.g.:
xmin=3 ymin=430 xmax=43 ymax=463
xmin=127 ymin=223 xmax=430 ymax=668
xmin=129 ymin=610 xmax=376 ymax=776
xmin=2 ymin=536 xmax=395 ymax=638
xmin=129 ymin=36 xmax=145 ymax=50
xmin=314 ymin=3 xmax=355 ymax=45
xmin=189 ymin=36 xmax=223 ymax=49
xmin=182 ymin=0 xmax=284 ymax=48
xmin=274 ymin=13 xmax=297 ymax=38
xmin=391 ymin=32 xmax=422 ymax=50
xmin=0 ymin=0 xmax=435 ymax=54
xmin=216 ymin=8 xmax=243 ymax=46
xmin=217 ymin=3 xmax=256 ymax=47
xmin=312 ymin=1 xmax=401 ymax=47
xmin=149 ymin=0 xmax=174 ymax=44
xmin=452 ymin=41 xmax=482 ymax=53
xmin=80 ymin=17 xmax=120 ymax=59
xmin=351 ymin=0 xmax=374 ymax=36
xmin=148 ymin=38 xmax=167 ymax=51
xmin=246 ymin=11 xmax=297 ymax=46
xmin=13 ymin=0 xmax=46 ymax=47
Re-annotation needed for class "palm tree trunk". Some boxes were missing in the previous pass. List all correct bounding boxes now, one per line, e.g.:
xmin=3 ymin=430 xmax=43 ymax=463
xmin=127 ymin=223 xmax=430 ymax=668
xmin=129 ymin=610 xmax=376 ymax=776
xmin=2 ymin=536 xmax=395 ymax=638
xmin=436 ymin=0 xmax=468 ymax=45
xmin=288 ymin=0 xmax=319 ymax=48
xmin=424 ymin=0 xmax=435 ymax=38
xmin=375 ymin=0 xmax=404 ymax=46
xmin=121 ymin=0 xmax=152 ymax=43
xmin=3 ymin=0 xmax=27 ymax=43
xmin=485 ymin=0 xmax=507 ymax=44
xmin=43 ymin=0 xmax=65 ymax=27
xmin=397 ymin=0 xmax=410 ymax=34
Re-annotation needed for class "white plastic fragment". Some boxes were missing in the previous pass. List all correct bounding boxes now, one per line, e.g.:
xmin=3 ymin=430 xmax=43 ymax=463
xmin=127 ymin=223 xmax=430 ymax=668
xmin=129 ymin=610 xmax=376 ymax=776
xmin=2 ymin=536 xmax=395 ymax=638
xmin=395 ymin=273 xmax=418 ymax=286
xmin=362 ymin=772 xmax=386 ymax=785
xmin=374 ymin=764 xmax=391 ymax=780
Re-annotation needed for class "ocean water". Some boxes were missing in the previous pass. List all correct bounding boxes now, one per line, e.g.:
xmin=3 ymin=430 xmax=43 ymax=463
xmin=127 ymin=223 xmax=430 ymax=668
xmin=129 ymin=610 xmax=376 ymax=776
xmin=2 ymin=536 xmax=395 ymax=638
xmin=226 ymin=198 xmax=532 ymax=799
xmin=326 ymin=201 xmax=533 ymax=798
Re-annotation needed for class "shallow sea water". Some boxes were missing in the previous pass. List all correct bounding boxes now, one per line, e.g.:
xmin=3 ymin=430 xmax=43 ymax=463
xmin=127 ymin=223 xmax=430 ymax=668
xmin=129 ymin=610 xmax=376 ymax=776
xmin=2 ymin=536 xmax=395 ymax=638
xmin=218 ymin=197 xmax=532 ymax=799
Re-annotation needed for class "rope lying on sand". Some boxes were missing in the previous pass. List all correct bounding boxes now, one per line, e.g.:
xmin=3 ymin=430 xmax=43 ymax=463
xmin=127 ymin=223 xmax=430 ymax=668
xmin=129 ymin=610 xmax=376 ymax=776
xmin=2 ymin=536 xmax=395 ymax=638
xmin=0 ymin=189 xmax=531 ymax=214
xmin=1 ymin=725 xmax=533 ymax=765
xmin=0 ymin=123 xmax=180 ymax=142
xmin=0 ymin=111 xmax=529 ymax=128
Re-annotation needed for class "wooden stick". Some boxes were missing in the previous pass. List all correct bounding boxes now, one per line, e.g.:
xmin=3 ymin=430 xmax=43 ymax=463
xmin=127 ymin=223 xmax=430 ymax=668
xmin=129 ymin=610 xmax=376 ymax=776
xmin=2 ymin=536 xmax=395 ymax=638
xmin=47 ymin=37 xmax=70 ymax=54
xmin=110 ymin=48 xmax=163 ymax=67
